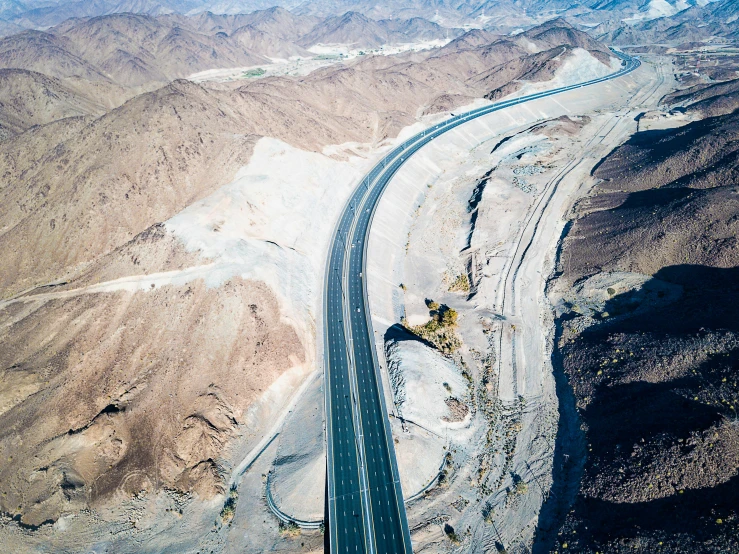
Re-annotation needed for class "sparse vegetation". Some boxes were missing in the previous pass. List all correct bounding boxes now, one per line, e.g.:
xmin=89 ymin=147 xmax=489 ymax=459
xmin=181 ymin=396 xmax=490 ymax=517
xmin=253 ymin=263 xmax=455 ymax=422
xmin=404 ymin=300 xmax=461 ymax=353
xmin=219 ymin=484 xmax=238 ymax=525
xmin=278 ymin=519 xmax=301 ymax=537
xmin=448 ymin=273 xmax=471 ymax=293
xmin=441 ymin=307 xmax=458 ymax=327
xmin=242 ymin=68 xmax=266 ymax=78
xmin=444 ymin=523 xmax=461 ymax=544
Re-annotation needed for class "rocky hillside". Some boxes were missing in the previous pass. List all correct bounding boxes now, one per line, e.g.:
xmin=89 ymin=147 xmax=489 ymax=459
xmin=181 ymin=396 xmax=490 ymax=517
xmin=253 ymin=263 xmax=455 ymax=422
xmin=0 ymin=21 xmax=618 ymax=301
xmin=5 ymin=0 xmax=733 ymax=37
xmin=297 ymin=10 xmax=460 ymax=48
xmin=0 ymin=14 xmax=268 ymax=87
xmin=0 ymin=68 xmax=105 ymax=139
xmin=0 ymin=28 xmax=644 ymax=554
xmin=663 ymin=78 xmax=739 ymax=119
xmin=0 ymin=18 xmax=621 ymax=533
xmin=596 ymin=0 xmax=739 ymax=45
xmin=545 ymin=108 xmax=739 ymax=553
xmin=526 ymin=17 xmax=613 ymax=63
xmin=0 ymin=8 xmax=464 ymax=90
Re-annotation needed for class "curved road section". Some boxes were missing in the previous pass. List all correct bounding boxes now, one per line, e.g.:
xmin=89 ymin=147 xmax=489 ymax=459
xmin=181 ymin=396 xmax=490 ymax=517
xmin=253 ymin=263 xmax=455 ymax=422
xmin=324 ymin=49 xmax=640 ymax=554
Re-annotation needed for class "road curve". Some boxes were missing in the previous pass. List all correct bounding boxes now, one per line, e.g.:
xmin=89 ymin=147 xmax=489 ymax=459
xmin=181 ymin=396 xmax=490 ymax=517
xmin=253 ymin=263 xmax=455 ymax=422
xmin=323 ymin=49 xmax=640 ymax=554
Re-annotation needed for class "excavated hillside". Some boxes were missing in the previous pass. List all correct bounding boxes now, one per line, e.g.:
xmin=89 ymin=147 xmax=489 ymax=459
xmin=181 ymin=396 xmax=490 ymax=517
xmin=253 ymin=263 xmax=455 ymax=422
xmin=0 ymin=16 xmax=620 ymax=534
xmin=547 ymin=109 xmax=739 ymax=553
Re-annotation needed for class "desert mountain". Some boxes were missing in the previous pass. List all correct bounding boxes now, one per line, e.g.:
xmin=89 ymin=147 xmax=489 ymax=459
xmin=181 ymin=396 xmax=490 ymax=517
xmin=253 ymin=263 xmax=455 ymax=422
xmin=160 ymin=7 xmax=320 ymax=46
xmin=289 ymin=0 xmax=462 ymax=21
xmin=0 ymin=9 xmax=471 ymax=89
xmin=5 ymin=0 xmax=729 ymax=35
xmin=0 ymin=17 xmax=23 ymax=38
xmin=441 ymin=28 xmax=502 ymax=53
xmin=229 ymin=23 xmax=310 ymax=57
xmin=663 ymin=77 xmax=739 ymax=118
xmin=0 ymin=30 xmax=110 ymax=82
xmin=0 ymin=15 xmax=267 ymax=87
xmin=297 ymin=10 xmax=458 ymax=48
xmin=51 ymin=13 xmax=268 ymax=85
xmin=0 ymin=68 xmax=105 ymax=139
xmin=524 ymin=16 xmax=613 ymax=62
xmin=233 ymin=5 xmax=320 ymax=41
xmin=2 ymin=0 xmax=210 ymax=29
xmin=444 ymin=20 xmax=618 ymax=98
xmin=0 ymin=20 xmax=617 ymax=296
xmin=287 ymin=0 xmax=596 ymax=24
xmin=0 ymin=19 xmax=619 ymax=527
xmin=597 ymin=0 xmax=739 ymax=45
xmin=479 ymin=45 xmax=582 ymax=99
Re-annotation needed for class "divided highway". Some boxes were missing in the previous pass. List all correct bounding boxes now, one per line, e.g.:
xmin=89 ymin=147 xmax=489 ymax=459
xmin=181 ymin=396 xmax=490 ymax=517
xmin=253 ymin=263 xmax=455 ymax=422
xmin=323 ymin=49 xmax=640 ymax=554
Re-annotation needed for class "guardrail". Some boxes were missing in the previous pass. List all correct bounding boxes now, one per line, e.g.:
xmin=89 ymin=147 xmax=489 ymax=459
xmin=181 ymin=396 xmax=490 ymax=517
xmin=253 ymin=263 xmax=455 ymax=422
xmin=265 ymin=470 xmax=323 ymax=530
xmin=404 ymin=451 xmax=449 ymax=504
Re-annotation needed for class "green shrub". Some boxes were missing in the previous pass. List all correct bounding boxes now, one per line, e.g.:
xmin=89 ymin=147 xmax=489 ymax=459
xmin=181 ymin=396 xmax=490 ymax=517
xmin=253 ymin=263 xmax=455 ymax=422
xmin=278 ymin=520 xmax=301 ymax=537
xmin=449 ymin=274 xmax=471 ymax=293
xmin=242 ymin=68 xmax=266 ymax=78
xmin=442 ymin=308 xmax=458 ymax=327
xmin=403 ymin=303 xmax=461 ymax=352
xmin=219 ymin=484 xmax=238 ymax=525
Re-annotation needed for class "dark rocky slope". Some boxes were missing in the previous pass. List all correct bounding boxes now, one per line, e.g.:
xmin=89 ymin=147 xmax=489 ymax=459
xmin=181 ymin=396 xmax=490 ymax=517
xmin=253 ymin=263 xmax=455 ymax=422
xmin=542 ymin=109 xmax=739 ymax=553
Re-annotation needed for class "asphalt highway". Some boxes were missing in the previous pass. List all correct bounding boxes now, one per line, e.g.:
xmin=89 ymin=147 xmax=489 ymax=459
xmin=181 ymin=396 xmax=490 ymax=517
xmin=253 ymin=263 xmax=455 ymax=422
xmin=324 ymin=49 xmax=640 ymax=554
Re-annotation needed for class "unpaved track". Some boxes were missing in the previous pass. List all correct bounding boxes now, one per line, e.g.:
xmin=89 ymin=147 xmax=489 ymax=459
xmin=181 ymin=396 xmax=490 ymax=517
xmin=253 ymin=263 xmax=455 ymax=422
xmin=498 ymin=57 xmax=669 ymax=403
xmin=361 ymin=54 xmax=674 ymax=552
xmin=530 ymin=55 xmax=672 ymax=552
xmin=323 ymin=51 xmax=641 ymax=554
xmin=483 ymin=56 xmax=672 ymax=550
